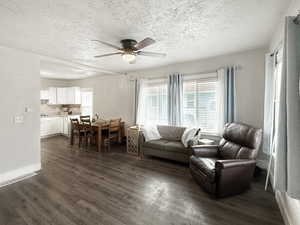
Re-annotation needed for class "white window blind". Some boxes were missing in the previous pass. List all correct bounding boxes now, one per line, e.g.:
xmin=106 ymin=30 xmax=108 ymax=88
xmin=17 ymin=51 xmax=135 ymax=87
xmin=137 ymin=79 xmax=168 ymax=125
xmin=182 ymin=74 xmax=218 ymax=134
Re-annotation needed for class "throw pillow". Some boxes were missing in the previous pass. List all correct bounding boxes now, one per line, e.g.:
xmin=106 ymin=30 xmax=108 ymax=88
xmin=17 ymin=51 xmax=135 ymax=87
xmin=181 ymin=128 xmax=201 ymax=148
xmin=141 ymin=125 xmax=161 ymax=142
xmin=157 ymin=125 xmax=186 ymax=141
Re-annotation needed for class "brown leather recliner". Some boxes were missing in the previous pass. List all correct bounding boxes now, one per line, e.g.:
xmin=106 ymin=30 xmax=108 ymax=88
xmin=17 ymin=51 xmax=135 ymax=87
xmin=190 ymin=123 xmax=263 ymax=198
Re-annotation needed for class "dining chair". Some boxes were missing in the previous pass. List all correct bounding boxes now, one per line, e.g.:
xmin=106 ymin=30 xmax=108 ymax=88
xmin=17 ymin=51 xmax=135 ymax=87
xmin=103 ymin=118 xmax=122 ymax=151
xmin=80 ymin=118 xmax=98 ymax=148
xmin=80 ymin=115 xmax=91 ymax=123
xmin=70 ymin=118 xmax=85 ymax=147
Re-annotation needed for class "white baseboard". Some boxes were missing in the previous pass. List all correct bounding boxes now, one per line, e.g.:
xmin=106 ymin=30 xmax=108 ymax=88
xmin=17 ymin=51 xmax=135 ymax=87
xmin=275 ymin=190 xmax=299 ymax=225
xmin=0 ymin=163 xmax=41 ymax=188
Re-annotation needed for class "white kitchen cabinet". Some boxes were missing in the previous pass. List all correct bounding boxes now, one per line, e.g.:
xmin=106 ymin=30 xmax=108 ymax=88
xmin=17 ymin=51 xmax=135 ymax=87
xmin=40 ymin=117 xmax=63 ymax=138
xmin=56 ymin=87 xmax=81 ymax=104
xmin=62 ymin=116 xmax=69 ymax=136
xmin=48 ymin=87 xmax=57 ymax=104
xmin=57 ymin=87 xmax=67 ymax=104
xmin=40 ymin=90 xmax=49 ymax=100
xmin=74 ymin=87 xmax=81 ymax=104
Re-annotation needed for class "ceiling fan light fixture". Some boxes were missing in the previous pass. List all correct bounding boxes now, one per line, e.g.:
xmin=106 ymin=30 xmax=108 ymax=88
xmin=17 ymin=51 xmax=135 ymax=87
xmin=122 ymin=53 xmax=136 ymax=63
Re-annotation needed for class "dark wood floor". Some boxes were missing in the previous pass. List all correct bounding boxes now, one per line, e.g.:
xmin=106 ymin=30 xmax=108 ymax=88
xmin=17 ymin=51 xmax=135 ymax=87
xmin=0 ymin=136 xmax=283 ymax=225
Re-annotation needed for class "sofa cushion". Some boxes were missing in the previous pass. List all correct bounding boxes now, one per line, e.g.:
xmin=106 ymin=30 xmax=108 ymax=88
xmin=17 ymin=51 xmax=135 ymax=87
xmin=164 ymin=141 xmax=187 ymax=153
xmin=190 ymin=156 xmax=217 ymax=182
xmin=141 ymin=125 xmax=161 ymax=142
xmin=143 ymin=139 xmax=188 ymax=154
xmin=181 ymin=127 xmax=201 ymax=147
xmin=157 ymin=125 xmax=186 ymax=141
xmin=143 ymin=139 xmax=168 ymax=151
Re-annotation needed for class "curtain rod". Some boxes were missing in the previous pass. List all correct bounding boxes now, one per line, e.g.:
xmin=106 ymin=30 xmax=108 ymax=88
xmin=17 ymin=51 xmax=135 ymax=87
xmin=129 ymin=66 xmax=240 ymax=81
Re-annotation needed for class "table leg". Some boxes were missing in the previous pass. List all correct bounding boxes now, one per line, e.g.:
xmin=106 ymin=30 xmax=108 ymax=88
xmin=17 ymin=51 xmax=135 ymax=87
xmin=97 ymin=128 xmax=102 ymax=152
xmin=70 ymin=130 xmax=74 ymax=145
xmin=118 ymin=130 xmax=121 ymax=143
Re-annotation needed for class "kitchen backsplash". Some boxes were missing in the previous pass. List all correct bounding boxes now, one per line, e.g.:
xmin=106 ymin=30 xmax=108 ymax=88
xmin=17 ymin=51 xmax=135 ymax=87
xmin=40 ymin=102 xmax=81 ymax=116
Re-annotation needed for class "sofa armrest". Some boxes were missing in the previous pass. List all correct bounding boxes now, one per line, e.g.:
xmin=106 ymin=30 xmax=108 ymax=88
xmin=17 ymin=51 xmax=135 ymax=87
xmin=215 ymin=159 xmax=256 ymax=169
xmin=139 ymin=131 xmax=145 ymax=147
xmin=191 ymin=145 xmax=219 ymax=158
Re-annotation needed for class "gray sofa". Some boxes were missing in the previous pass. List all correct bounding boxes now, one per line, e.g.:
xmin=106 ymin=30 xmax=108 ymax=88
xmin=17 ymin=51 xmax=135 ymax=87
xmin=139 ymin=125 xmax=197 ymax=163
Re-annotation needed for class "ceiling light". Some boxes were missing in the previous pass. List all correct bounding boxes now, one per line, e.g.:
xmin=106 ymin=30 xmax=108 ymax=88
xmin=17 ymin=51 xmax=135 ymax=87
xmin=122 ymin=53 xmax=136 ymax=63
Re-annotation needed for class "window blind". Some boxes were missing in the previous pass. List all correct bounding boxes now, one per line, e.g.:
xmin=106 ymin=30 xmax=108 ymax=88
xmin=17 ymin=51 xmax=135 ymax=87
xmin=183 ymin=75 xmax=218 ymax=133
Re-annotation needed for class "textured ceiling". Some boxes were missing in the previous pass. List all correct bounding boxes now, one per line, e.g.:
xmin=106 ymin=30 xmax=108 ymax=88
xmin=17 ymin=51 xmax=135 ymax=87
xmin=0 ymin=0 xmax=289 ymax=79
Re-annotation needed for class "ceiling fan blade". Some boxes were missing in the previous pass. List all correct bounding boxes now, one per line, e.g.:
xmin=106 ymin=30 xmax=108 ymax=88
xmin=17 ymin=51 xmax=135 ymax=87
xmin=94 ymin=52 xmax=122 ymax=58
xmin=92 ymin=40 xmax=122 ymax=50
xmin=137 ymin=51 xmax=166 ymax=58
xmin=134 ymin=38 xmax=156 ymax=50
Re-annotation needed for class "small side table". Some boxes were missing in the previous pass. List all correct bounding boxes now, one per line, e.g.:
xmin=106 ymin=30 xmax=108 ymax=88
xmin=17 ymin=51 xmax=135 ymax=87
xmin=127 ymin=126 xmax=140 ymax=156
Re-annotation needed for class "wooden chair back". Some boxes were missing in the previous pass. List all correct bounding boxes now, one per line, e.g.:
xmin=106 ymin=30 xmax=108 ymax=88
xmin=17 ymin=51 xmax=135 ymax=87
xmin=70 ymin=118 xmax=83 ymax=133
xmin=81 ymin=118 xmax=91 ymax=126
xmin=80 ymin=115 xmax=91 ymax=123
xmin=109 ymin=118 xmax=121 ymax=133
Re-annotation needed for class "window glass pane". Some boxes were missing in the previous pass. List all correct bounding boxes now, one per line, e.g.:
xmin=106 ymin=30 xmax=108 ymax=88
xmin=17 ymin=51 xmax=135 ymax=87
xmin=183 ymin=78 xmax=218 ymax=133
xmin=81 ymin=91 xmax=93 ymax=117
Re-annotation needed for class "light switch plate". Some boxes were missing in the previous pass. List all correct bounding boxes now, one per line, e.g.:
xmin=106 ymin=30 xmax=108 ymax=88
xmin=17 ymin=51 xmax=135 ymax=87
xmin=14 ymin=115 xmax=24 ymax=124
xmin=25 ymin=107 xmax=32 ymax=113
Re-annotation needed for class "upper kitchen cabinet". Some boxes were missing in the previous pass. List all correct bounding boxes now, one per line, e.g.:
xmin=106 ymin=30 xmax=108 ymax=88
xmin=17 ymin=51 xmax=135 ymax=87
xmin=56 ymin=87 xmax=67 ymax=104
xmin=40 ymin=89 xmax=49 ymax=100
xmin=49 ymin=87 xmax=81 ymax=105
xmin=67 ymin=87 xmax=81 ymax=104
xmin=48 ymin=87 xmax=57 ymax=104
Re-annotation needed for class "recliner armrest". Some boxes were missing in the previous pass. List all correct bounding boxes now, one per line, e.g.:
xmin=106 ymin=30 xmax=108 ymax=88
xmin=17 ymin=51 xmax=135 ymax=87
xmin=191 ymin=145 xmax=219 ymax=158
xmin=215 ymin=159 xmax=256 ymax=169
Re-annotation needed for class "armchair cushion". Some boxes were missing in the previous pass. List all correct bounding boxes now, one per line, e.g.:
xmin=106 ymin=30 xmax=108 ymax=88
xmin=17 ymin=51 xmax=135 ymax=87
xmin=190 ymin=156 xmax=217 ymax=182
xmin=192 ymin=145 xmax=219 ymax=158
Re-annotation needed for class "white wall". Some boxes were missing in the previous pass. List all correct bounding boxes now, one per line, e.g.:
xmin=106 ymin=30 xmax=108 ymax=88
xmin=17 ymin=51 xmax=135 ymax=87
xmin=269 ymin=1 xmax=300 ymax=224
xmin=128 ymin=48 xmax=267 ymax=129
xmin=0 ymin=46 xmax=41 ymax=184
xmin=41 ymin=78 xmax=74 ymax=89
xmin=71 ymin=75 xmax=132 ymax=124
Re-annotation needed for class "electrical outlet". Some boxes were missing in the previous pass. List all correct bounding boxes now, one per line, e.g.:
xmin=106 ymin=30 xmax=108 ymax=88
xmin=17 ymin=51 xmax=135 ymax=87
xmin=14 ymin=115 xmax=24 ymax=124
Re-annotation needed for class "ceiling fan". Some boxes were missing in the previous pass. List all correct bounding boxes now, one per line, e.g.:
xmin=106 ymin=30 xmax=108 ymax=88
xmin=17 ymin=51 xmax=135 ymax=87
xmin=92 ymin=38 xmax=166 ymax=64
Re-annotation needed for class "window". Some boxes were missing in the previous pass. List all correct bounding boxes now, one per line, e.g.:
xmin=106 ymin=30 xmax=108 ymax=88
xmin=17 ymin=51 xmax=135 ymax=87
xmin=81 ymin=89 xmax=93 ymax=117
xmin=137 ymin=79 xmax=168 ymax=125
xmin=182 ymin=74 xmax=218 ymax=134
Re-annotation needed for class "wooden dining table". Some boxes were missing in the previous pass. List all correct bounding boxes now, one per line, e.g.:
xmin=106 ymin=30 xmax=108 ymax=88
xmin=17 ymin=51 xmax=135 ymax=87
xmin=70 ymin=121 xmax=125 ymax=152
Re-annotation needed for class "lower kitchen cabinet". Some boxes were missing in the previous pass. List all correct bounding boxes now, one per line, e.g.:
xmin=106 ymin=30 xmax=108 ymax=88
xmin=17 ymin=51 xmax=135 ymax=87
xmin=40 ymin=117 xmax=63 ymax=138
xmin=41 ymin=115 xmax=80 ymax=138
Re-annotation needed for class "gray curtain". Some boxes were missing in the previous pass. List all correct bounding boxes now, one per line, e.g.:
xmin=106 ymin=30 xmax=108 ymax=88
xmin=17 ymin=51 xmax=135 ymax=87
xmin=263 ymin=54 xmax=276 ymax=154
xmin=168 ymin=73 xmax=183 ymax=126
xmin=133 ymin=79 xmax=140 ymax=124
xmin=274 ymin=17 xmax=300 ymax=199
xmin=224 ymin=67 xmax=236 ymax=123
